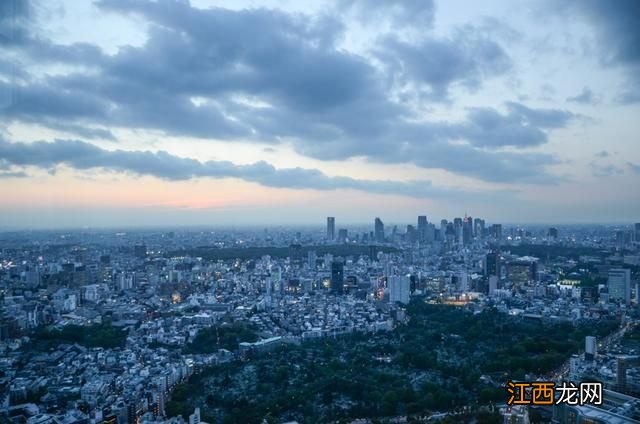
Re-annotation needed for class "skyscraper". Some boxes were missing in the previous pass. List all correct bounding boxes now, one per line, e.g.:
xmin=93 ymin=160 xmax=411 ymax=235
xmin=331 ymin=260 xmax=344 ymax=294
xmin=418 ymin=215 xmax=427 ymax=241
xmin=585 ymin=336 xmax=597 ymax=361
xmin=473 ymin=218 xmax=482 ymax=238
xmin=484 ymin=252 xmax=501 ymax=278
xmin=463 ymin=215 xmax=473 ymax=245
xmin=608 ymin=268 xmax=631 ymax=304
xmin=327 ymin=217 xmax=335 ymax=240
xmin=389 ymin=275 xmax=410 ymax=304
xmin=374 ymin=217 xmax=385 ymax=243
xmin=491 ymin=224 xmax=502 ymax=240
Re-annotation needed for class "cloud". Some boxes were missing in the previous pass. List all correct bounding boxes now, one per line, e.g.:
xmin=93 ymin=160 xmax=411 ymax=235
xmin=0 ymin=170 xmax=28 ymax=178
xmin=567 ymin=86 xmax=597 ymax=104
xmin=377 ymin=28 xmax=511 ymax=101
xmin=0 ymin=138 xmax=500 ymax=199
xmin=589 ymin=162 xmax=623 ymax=177
xmin=616 ymin=90 xmax=640 ymax=105
xmin=557 ymin=1 xmax=640 ymax=103
xmin=0 ymin=0 xmax=575 ymax=184
xmin=455 ymin=102 xmax=575 ymax=149
xmin=338 ymin=0 xmax=435 ymax=28
xmin=594 ymin=150 xmax=609 ymax=158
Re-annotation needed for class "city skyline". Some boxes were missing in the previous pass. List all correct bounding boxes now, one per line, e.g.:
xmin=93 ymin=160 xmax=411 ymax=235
xmin=1 ymin=0 xmax=639 ymax=228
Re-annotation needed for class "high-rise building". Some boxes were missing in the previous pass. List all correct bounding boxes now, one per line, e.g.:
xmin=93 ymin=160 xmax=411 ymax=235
xmin=389 ymin=275 xmax=410 ymax=304
xmin=374 ymin=217 xmax=385 ymax=243
xmin=491 ymin=224 xmax=503 ymax=240
xmin=488 ymin=275 xmax=498 ymax=297
xmin=507 ymin=258 xmax=538 ymax=286
xmin=331 ymin=260 xmax=344 ymax=294
xmin=337 ymin=228 xmax=348 ymax=243
xmin=424 ymin=223 xmax=435 ymax=243
xmin=463 ymin=215 xmax=473 ymax=245
xmin=608 ymin=268 xmax=631 ymax=304
xmin=548 ymin=227 xmax=559 ymax=239
xmin=406 ymin=225 xmax=417 ymax=243
xmin=585 ymin=336 xmax=597 ymax=361
xmin=484 ymin=252 xmax=501 ymax=278
xmin=327 ymin=217 xmax=335 ymax=240
xmin=418 ymin=215 xmax=428 ymax=241
xmin=453 ymin=217 xmax=463 ymax=245
xmin=473 ymin=218 xmax=483 ymax=238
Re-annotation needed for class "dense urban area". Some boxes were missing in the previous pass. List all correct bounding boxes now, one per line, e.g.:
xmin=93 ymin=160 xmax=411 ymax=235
xmin=1 ymin=217 xmax=640 ymax=424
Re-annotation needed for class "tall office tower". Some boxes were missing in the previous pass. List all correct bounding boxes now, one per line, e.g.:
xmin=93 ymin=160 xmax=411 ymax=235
xmin=635 ymin=223 xmax=640 ymax=241
xmin=418 ymin=215 xmax=428 ymax=241
xmin=307 ymin=250 xmax=317 ymax=269
xmin=457 ymin=271 xmax=469 ymax=292
xmin=488 ymin=275 xmax=498 ymax=296
xmin=615 ymin=230 xmax=625 ymax=245
xmin=337 ymin=228 xmax=348 ymax=243
xmin=375 ymin=217 xmax=385 ymax=243
xmin=608 ymin=268 xmax=631 ymax=304
xmin=406 ymin=225 xmax=417 ymax=243
xmin=473 ymin=218 xmax=482 ymax=238
xmin=453 ymin=217 xmax=462 ymax=244
xmin=491 ymin=224 xmax=503 ymax=240
xmin=445 ymin=222 xmax=455 ymax=245
xmin=484 ymin=252 xmax=501 ymax=278
xmin=331 ymin=260 xmax=344 ymax=294
xmin=389 ymin=275 xmax=410 ymax=304
xmin=585 ymin=336 xmax=597 ymax=361
xmin=425 ymin=223 xmax=436 ymax=243
xmin=440 ymin=219 xmax=447 ymax=235
xmin=463 ymin=216 xmax=473 ymax=245
xmin=548 ymin=227 xmax=559 ymax=239
xmin=327 ymin=217 xmax=335 ymax=240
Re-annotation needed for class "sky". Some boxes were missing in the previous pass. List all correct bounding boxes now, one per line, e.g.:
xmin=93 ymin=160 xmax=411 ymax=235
xmin=0 ymin=0 xmax=639 ymax=229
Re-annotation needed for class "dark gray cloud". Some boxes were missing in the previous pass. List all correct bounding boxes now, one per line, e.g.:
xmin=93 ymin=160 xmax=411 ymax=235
xmin=0 ymin=0 xmax=575 ymax=184
xmin=0 ymin=0 xmax=30 ymax=44
xmin=0 ymin=138 xmax=496 ymax=199
xmin=561 ymin=0 xmax=640 ymax=67
xmin=558 ymin=1 xmax=640 ymax=103
xmin=378 ymin=29 xmax=511 ymax=100
xmin=567 ymin=86 xmax=596 ymax=104
xmin=430 ymin=101 xmax=575 ymax=150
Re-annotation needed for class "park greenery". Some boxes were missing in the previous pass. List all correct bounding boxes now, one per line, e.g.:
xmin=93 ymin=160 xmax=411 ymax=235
xmin=32 ymin=323 xmax=128 ymax=349
xmin=167 ymin=300 xmax=619 ymax=423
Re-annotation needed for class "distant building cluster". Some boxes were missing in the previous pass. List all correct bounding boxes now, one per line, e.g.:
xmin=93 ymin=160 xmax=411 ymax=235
xmin=0 ymin=218 xmax=639 ymax=423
